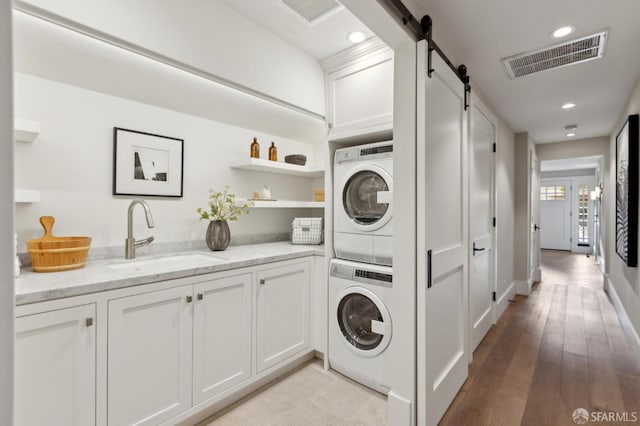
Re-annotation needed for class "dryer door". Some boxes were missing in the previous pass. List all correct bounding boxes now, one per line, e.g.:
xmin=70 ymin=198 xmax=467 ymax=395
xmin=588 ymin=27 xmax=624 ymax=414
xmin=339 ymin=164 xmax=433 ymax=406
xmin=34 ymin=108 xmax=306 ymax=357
xmin=341 ymin=164 xmax=393 ymax=232
xmin=336 ymin=286 xmax=392 ymax=357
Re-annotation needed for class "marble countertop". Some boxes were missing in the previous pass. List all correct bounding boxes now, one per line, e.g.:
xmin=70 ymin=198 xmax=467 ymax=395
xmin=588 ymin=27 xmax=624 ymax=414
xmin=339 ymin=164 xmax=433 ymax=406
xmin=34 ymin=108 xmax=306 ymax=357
xmin=16 ymin=242 xmax=325 ymax=306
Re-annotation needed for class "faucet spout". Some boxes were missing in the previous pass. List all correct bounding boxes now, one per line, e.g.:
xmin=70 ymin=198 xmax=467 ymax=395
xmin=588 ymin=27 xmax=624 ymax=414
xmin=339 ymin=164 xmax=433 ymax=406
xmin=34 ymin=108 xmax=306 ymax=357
xmin=126 ymin=200 xmax=155 ymax=259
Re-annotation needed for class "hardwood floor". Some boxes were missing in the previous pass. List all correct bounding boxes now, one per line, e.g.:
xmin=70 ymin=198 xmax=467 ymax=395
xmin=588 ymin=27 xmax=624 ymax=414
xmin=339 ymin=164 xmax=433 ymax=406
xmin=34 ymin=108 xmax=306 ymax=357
xmin=441 ymin=250 xmax=640 ymax=426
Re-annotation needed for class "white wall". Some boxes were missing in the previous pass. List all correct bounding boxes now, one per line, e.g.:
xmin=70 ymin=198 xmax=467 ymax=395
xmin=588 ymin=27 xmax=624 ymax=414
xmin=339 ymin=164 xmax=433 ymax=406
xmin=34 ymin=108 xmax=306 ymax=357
xmin=18 ymin=0 xmax=326 ymax=116
xmin=514 ymin=133 xmax=533 ymax=292
xmin=0 ymin=0 xmax=13 ymax=423
xmin=14 ymin=73 xmax=323 ymax=254
xmin=606 ymin=77 xmax=640 ymax=355
xmin=495 ymin=116 xmax=516 ymax=301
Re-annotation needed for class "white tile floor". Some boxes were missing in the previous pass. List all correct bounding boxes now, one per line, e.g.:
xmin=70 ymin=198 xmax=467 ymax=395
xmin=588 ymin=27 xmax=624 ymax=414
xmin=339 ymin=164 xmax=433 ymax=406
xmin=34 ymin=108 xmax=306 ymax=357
xmin=199 ymin=359 xmax=388 ymax=426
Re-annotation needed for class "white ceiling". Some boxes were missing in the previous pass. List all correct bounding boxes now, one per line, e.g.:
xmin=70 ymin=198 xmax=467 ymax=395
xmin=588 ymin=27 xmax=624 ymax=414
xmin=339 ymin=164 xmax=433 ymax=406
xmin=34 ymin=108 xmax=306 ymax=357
xmin=221 ymin=0 xmax=640 ymax=144
xmin=416 ymin=0 xmax=640 ymax=143
xmin=218 ymin=0 xmax=375 ymax=61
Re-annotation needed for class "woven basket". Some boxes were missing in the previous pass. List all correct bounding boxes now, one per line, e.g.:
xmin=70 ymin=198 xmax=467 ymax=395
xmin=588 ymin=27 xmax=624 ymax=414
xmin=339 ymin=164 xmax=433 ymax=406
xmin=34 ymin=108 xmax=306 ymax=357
xmin=26 ymin=216 xmax=91 ymax=272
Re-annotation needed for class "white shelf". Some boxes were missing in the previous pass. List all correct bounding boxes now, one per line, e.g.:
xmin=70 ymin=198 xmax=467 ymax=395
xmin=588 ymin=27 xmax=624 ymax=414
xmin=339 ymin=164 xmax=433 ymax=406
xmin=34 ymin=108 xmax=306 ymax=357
xmin=238 ymin=199 xmax=324 ymax=209
xmin=15 ymin=189 xmax=41 ymax=203
xmin=230 ymin=158 xmax=324 ymax=178
xmin=14 ymin=119 xmax=41 ymax=143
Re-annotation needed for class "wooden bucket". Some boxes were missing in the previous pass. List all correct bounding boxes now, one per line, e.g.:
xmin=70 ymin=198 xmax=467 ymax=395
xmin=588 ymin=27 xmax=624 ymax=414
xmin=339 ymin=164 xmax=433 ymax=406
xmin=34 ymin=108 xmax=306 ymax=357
xmin=26 ymin=216 xmax=92 ymax=272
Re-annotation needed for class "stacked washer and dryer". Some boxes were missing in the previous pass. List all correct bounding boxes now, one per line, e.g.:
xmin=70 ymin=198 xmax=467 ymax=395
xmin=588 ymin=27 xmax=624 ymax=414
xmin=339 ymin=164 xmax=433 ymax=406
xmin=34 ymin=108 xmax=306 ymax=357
xmin=329 ymin=141 xmax=394 ymax=394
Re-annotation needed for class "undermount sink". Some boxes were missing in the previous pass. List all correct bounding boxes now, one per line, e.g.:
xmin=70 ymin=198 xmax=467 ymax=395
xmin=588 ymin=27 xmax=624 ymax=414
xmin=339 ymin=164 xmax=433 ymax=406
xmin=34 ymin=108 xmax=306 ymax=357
xmin=108 ymin=253 xmax=226 ymax=274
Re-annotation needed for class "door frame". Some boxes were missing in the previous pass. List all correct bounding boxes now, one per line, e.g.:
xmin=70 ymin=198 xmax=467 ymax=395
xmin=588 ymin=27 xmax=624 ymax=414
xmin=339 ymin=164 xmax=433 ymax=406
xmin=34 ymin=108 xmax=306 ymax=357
xmin=467 ymin=94 xmax=497 ymax=363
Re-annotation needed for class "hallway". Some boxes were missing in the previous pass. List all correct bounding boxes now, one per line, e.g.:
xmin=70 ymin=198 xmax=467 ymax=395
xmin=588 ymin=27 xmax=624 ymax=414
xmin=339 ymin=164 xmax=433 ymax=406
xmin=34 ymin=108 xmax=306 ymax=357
xmin=441 ymin=250 xmax=640 ymax=425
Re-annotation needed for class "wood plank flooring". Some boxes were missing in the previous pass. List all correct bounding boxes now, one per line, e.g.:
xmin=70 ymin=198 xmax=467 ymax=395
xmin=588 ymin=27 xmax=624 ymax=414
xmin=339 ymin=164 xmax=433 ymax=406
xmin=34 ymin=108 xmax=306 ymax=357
xmin=441 ymin=250 xmax=640 ymax=426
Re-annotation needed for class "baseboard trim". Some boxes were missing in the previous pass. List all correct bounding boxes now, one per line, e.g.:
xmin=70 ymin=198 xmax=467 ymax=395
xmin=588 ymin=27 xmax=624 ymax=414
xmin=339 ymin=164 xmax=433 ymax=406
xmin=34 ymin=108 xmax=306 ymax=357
xmin=605 ymin=274 xmax=640 ymax=362
xmin=515 ymin=280 xmax=530 ymax=296
xmin=496 ymin=282 xmax=516 ymax=320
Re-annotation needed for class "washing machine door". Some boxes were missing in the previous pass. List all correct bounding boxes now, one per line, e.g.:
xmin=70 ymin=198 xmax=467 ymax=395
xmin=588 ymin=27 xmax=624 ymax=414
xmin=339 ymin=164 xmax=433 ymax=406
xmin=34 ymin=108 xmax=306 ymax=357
xmin=341 ymin=164 xmax=393 ymax=232
xmin=336 ymin=286 xmax=392 ymax=357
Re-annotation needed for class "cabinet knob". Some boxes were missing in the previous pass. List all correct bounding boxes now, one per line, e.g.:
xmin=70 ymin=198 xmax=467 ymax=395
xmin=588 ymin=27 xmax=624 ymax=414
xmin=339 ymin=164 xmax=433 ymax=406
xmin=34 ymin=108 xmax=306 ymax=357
xmin=85 ymin=317 xmax=94 ymax=327
xmin=186 ymin=295 xmax=193 ymax=303
xmin=197 ymin=293 xmax=203 ymax=300
xmin=259 ymin=279 xmax=266 ymax=285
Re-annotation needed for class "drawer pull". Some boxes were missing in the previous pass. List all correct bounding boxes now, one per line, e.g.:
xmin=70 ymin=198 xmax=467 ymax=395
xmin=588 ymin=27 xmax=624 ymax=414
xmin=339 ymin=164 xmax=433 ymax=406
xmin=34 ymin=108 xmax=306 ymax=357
xmin=86 ymin=317 xmax=93 ymax=327
xmin=259 ymin=279 xmax=266 ymax=285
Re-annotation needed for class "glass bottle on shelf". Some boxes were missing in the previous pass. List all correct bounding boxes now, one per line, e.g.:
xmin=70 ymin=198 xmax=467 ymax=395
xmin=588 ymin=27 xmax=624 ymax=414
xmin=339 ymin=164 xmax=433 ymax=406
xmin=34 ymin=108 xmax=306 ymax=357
xmin=269 ymin=142 xmax=277 ymax=161
xmin=250 ymin=137 xmax=260 ymax=158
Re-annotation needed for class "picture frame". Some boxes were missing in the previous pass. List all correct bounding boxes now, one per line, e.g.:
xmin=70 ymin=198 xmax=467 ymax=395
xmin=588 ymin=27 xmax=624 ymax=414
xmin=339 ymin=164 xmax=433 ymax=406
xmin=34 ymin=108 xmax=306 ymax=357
xmin=113 ymin=127 xmax=184 ymax=197
xmin=615 ymin=114 xmax=639 ymax=267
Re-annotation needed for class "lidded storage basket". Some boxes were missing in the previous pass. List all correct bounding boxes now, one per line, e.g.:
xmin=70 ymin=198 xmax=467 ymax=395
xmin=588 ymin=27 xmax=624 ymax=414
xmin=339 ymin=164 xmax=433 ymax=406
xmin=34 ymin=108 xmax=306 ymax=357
xmin=291 ymin=217 xmax=323 ymax=245
xmin=26 ymin=216 xmax=91 ymax=272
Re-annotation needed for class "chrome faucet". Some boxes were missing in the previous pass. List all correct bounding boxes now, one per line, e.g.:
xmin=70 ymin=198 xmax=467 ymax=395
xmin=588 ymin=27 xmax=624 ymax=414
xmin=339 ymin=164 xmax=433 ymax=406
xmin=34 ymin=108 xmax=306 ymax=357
xmin=125 ymin=199 xmax=155 ymax=259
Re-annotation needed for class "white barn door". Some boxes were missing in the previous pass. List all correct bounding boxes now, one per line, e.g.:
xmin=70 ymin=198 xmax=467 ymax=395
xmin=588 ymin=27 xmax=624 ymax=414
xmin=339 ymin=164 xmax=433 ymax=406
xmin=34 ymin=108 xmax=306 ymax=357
xmin=417 ymin=40 xmax=469 ymax=426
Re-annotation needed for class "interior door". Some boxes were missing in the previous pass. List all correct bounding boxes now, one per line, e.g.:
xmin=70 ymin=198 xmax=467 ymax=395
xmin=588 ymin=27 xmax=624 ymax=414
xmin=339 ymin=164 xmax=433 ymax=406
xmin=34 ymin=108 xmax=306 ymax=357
xmin=469 ymin=101 xmax=494 ymax=351
xmin=540 ymin=179 xmax=571 ymax=250
xmin=417 ymin=41 xmax=469 ymax=426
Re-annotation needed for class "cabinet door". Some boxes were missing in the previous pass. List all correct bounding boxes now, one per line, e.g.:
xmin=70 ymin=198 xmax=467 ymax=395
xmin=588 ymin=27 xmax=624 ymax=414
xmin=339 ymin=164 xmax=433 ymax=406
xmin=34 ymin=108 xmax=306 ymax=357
xmin=108 ymin=286 xmax=193 ymax=426
xmin=327 ymin=48 xmax=394 ymax=139
xmin=256 ymin=261 xmax=310 ymax=373
xmin=15 ymin=304 xmax=96 ymax=426
xmin=193 ymin=273 xmax=252 ymax=404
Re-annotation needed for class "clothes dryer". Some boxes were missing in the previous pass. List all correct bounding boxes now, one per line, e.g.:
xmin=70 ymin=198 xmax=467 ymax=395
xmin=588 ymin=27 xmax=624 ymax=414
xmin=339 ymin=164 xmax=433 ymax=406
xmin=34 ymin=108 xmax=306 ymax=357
xmin=333 ymin=141 xmax=393 ymax=266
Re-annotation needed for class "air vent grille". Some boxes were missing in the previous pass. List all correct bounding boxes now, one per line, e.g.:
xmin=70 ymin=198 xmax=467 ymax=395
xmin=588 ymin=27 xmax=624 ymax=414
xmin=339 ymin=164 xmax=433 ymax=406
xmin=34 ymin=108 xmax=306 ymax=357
xmin=502 ymin=30 xmax=608 ymax=79
xmin=278 ymin=0 xmax=341 ymax=25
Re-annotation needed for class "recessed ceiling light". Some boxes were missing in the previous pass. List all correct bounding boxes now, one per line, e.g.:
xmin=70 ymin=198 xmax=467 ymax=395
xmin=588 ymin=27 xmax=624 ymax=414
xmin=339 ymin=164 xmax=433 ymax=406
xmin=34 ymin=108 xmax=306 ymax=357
xmin=347 ymin=31 xmax=366 ymax=44
xmin=566 ymin=132 xmax=577 ymax=137
xmin=552 ymin=26 xmax=575 ymax=38
xmin=562 ymin=102 xmax=576 ymax=109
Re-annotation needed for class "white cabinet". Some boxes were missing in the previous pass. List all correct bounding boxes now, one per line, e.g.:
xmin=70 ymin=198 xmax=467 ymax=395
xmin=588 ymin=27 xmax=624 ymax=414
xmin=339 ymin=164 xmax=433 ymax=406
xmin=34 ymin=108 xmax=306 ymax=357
xmin=323 ymin=39 xmax=394 ymax=141
xmin=193 ymin=273 xmax=252 ymax=404
xmin=15 ymin=304 xmax=96 ymax=426
xmin=108 ymin=285 xmax=193 ymax=426
xmin=255 ymin=260 xmax=311 ymax=373
xmin=107 ymin=273 xmax=254 ymax=423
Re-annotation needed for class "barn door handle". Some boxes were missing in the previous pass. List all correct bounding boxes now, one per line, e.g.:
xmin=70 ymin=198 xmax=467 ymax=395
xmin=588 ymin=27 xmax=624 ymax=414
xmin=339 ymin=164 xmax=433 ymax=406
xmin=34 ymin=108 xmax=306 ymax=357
xmin=427 ymin=250 xmax=432 ymax=289
xmin=473 ymin=242 xmax=486 ymax=254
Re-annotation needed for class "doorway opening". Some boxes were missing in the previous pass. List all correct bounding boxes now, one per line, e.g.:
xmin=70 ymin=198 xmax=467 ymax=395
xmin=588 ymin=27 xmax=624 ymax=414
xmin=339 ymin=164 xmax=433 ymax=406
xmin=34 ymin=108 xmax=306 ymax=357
xmin=538 ymin=156 xmax=605 ymax=268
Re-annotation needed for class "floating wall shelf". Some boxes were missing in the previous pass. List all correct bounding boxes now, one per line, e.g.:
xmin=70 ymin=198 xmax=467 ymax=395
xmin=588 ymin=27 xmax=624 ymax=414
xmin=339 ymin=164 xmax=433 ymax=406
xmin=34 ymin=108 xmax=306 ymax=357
xmin=14 ymin=119 xmax=41 ymax=143
xmin=15 ymin=190 xmax=41 ymax=203
xmin=230 ymin=158 xmax=324 ymax=178
xmin=237 ymin=199 xmax=324 ymax=209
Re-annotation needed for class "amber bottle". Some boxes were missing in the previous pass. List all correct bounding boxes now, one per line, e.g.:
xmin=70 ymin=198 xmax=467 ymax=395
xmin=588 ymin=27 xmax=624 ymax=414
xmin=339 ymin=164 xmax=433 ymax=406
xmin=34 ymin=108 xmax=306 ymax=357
xmin=268 ymin=142 xmax=277 ymax=161
xmin=250 ymin=137 xmax=260 ymax=158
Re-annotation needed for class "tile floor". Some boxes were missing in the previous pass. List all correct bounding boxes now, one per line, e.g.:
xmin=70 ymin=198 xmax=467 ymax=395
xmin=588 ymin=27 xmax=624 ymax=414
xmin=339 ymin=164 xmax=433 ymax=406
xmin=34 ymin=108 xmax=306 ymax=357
xmin=199 ymin=359 xmax=388 ymax=426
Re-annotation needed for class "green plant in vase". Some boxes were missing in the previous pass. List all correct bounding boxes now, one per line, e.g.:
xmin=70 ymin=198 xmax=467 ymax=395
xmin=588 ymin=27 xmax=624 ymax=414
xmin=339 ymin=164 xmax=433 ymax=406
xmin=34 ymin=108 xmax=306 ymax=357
xmin=197 ymin=185 xmax=252 ymax=250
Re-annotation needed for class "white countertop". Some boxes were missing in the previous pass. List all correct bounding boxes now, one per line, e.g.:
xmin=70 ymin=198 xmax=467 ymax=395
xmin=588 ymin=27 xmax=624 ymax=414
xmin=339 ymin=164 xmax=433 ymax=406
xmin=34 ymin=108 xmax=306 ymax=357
xmin=16 ymin=242 xmax=324 ymax=305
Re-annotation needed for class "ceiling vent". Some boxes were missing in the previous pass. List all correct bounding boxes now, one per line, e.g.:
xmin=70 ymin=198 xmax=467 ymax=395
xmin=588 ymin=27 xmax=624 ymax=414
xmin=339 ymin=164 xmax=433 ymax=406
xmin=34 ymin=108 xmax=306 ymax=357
xmin=275 ymin=0 xmax=342 ymax=26
xmin=502 ymin=30 xmax=608 ymax=79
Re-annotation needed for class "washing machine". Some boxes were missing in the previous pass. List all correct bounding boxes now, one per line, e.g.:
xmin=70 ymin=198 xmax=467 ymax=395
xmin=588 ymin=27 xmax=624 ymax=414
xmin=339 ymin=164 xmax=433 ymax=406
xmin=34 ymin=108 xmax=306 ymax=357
xmin=334 ymin=141 xmax=393 ymax=266
xmin=328 ymin=258 xmax=393 ymax=394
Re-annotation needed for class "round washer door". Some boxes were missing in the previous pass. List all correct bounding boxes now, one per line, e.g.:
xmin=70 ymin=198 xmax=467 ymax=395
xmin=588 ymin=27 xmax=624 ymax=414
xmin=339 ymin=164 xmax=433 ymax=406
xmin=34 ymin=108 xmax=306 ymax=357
xmin=341 ymin=164 xmax=393 ymax=232
xmin=336 ymin=286 xmax=392 ymax=357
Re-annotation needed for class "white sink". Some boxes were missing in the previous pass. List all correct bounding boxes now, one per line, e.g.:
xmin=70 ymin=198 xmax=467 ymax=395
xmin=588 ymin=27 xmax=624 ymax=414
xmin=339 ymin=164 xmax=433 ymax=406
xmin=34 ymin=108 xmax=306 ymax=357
xmin=108 ymin=253 xmax=226 ymax=274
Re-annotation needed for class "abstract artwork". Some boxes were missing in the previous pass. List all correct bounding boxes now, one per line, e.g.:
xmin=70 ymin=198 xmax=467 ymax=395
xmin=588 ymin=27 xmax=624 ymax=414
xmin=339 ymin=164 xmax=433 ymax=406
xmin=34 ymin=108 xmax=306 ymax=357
xmin=113 ymin=127 xmax=184 ymax=197
xmin=615 ymin=114 xmax=639 ymax=267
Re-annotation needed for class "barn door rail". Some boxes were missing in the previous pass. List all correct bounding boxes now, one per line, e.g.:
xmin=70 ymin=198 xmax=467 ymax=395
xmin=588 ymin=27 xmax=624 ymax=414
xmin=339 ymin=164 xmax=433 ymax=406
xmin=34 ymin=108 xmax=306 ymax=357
xmin=379 ymin=0 xmax=471 ymax=109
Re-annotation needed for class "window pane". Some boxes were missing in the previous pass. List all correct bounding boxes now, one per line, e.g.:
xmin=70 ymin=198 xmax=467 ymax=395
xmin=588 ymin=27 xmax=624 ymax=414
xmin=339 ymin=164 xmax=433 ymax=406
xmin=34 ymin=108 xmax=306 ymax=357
xmin=578 ymin=184 xmax=589 ymax=244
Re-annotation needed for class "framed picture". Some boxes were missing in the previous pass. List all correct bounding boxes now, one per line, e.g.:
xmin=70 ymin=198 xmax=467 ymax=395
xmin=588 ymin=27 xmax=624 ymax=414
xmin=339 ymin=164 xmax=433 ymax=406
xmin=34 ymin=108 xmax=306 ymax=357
xmin=113 ymin=127 xmax=184 ymax=197
xmin=615 ymin=114 xmax=639 ymax=267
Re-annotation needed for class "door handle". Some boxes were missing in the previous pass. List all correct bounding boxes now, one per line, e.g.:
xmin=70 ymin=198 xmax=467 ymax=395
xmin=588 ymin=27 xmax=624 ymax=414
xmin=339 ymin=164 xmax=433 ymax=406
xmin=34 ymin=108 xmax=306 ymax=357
xmin=534 ymin=224 xmax=540 ymax=231
xmin=427 ymin=250 xmax=432 ymax=289
xmin=473 ymin=242 xmax=486 ymax=254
